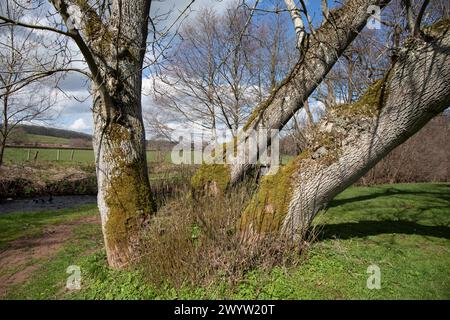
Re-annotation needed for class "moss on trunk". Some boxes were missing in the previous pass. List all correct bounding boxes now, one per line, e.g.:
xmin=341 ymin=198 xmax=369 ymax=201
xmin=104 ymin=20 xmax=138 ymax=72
xmin=191 ymin=164 xmax=231 ymax=195
xmin=99 ymin=121 xmax=155 ymax=268
xmin=103 ymin=159 xmax=154 ymax=267
xmin=239 ymin=152 xmax=309 ymax=234
xmin=238 ymin=76 xmax=394 ymax=236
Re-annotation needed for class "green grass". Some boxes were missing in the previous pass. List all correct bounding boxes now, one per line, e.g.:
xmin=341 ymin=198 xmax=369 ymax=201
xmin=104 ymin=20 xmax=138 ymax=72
xmin=4 ymin=221 xmax=103 ymax=300
xmin=24 ymin=134 xmax=70 ymax=145
xmin=4 ymin=147 xmax=175 ymax=164
xmin=1 ymin=183 xmax=449 ymax=299
xmin=233 ymin=183 xmax=450 ymax=299
xmin=0 ymin=204 xmax=97 ymax=249
xmin=4 ymin=147 xmax=95 ymax=163
xmin=5 ymin=147 xmax=282 ymax=165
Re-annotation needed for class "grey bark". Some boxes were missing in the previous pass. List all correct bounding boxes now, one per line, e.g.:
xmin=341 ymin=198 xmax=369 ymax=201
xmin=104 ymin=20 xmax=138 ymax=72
xmin=0 ymin=95 xmax=8 ymax=166
xmin=51 ymin=0 xmax=153 ymax=268
xmin=242 ymin=25 xmax=450 ymax=237
xmin=283 ymin=30 xmax=450 ymax=236
xmin=229 ymin=0 xmax=392 ymax=185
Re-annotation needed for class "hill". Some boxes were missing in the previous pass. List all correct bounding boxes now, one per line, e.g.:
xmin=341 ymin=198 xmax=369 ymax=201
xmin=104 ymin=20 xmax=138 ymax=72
xmin=7 ymin=124 xmax=176 ymax=151
xmin=18 ymin=125 xmax=92 ymax=141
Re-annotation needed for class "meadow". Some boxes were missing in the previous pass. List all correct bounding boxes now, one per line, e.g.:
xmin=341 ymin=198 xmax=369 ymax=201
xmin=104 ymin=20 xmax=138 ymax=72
xmin=3 ymin=147 xmax=171 ymax=164
xmin=1 ymin=183 xmax=448 ymax=299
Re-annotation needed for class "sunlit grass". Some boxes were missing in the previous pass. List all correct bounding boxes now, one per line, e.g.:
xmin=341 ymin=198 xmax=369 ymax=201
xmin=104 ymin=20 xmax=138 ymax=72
xmin=1 ymin=183 xmax=449 ymax=299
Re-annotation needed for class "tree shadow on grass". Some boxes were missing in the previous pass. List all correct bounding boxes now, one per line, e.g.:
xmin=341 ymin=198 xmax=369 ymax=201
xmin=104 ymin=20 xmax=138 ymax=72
xmin=315 ymin=220 xmax=450 ymax=241
xmin=329 ymin=184 xmax=450 ymax=208
xmin=315 ymin=184 xmax=450 ymax=241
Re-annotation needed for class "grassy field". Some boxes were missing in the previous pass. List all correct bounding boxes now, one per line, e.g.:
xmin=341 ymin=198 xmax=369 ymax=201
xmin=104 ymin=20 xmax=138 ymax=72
xmin=4 ymin=147 xmax=293 ymax=165
xmin=1 ymin=183 xmax=449 ymax=299
xmin=0 ymin=205 xmax=96 ymax=249
xmin=3 ymin=147 xmax=172 ymax=164
xmin=4 ymin=147 xmax=95 ymax=163
xmin=24 ymin=134 xmax=70 ymax=145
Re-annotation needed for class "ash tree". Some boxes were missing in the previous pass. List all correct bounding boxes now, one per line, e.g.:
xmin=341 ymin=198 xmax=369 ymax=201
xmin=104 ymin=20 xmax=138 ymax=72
xmin=0 ymin=0 xmax=197 ymax=268
xmin=192 ymin=0 xmax=449 ymax=239
xmin=2 ymin=0 xmax=448 ymax=269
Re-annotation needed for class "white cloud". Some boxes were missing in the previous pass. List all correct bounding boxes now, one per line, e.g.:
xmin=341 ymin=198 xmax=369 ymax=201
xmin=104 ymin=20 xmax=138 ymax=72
xmin=69 ymin=118 xmax=89 ymax=131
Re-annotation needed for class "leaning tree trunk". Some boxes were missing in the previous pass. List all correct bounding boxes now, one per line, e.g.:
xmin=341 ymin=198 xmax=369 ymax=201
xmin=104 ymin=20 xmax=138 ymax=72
xmin=50 ymin=0 xmax=154 ymax=268
xmin=240 ymin=22 xmax=450 ymax=239
xmin=191 ymin=0 xmax=391 ymax=190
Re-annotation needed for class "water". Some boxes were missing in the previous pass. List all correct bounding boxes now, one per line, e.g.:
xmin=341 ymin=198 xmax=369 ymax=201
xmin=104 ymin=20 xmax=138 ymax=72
xmin=0 ymin=195 xmax=97 ymax=214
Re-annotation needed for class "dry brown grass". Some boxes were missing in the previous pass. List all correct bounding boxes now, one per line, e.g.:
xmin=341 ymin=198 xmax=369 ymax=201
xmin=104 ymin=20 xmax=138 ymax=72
xmin=136 ymin=173 xmax=315 ymax=289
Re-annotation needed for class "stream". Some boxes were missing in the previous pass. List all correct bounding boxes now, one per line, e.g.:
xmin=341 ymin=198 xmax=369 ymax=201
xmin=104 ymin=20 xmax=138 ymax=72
xmin=0 ymin=195 xmax=97 ymax=214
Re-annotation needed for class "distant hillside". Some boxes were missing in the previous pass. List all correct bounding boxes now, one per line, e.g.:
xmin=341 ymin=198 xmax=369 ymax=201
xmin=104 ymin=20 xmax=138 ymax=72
xmin=4 ymin=125 xmax=93 ymax=148
xmin=7 ymin=124 xmax=176 ymax=150
xmin=18 ymin=125 xmax=92 ymax=140
xmin=23 ymin=134 xmax=70 ymax=145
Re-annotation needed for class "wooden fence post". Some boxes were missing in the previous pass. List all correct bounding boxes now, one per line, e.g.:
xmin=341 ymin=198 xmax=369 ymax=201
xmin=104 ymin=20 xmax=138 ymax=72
xmin=56 ymin=149 xmax=60 ymax=161
xmin=33 ymin=150 xmax=39 ymax=161
xmin=71 ymin=149 xmax=75 ymax=161
xmin=27 ymin=149 xmax=31 ymax=161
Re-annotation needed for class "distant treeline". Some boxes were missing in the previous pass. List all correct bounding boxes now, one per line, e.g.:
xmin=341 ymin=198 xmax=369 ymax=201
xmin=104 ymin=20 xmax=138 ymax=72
xmin=280 ymin=112 xmax=449 ymax=184
xmin=358 ymin=113 xmax=449 ymax=185
xmin=17 ymin=124 xmax=92 ymax=140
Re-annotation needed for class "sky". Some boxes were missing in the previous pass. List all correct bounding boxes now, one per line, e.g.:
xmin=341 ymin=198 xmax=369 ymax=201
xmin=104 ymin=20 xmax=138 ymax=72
xmin=10 ymin=1 xmax=337 ymax=136
xmin=49 ymin=0 xmax=241 ymax=135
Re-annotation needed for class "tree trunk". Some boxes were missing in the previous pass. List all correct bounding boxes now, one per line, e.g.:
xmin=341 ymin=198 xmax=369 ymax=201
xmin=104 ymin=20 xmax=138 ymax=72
xmin=92 ymin=89 xmax=154 ymax=268
xmin=0 ymin=95 xmax=8 ymax=166
xmin=228 ymin=0 xmax=392 ymax=185
xmin=240 ymin=23 xmax=450 ymax=238
xmin=192 ymin=0 xmax=392 ymax=188
xmin=48 ymin=0 xmax=154 ymax=268
xmin=0 ymin=136 xmax=6 ymax=167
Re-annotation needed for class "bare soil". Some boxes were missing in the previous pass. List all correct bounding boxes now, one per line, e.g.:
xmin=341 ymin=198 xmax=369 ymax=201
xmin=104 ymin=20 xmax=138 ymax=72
xmin=0 ymin=215 xmax=100 ymax=297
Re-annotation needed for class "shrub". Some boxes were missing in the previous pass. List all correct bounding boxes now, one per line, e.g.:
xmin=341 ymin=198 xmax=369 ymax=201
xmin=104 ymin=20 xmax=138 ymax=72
xmin=136 ymin=175 xmax=315 ymax=291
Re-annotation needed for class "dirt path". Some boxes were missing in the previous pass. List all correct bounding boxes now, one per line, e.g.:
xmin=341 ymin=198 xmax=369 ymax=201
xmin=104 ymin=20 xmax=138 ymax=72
xmin=0 ymin=214 xmax=100 ymax=298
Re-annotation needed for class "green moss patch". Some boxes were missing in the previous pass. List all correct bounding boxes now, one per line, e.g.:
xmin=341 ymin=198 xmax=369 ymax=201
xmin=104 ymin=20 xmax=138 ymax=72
xmin=104 ymin=159 xmax=154 ymax=262
xmin=191 ymin=164 xmax=230 ymax=194
xmin=333 ymin=79 xmax=385 ymax=118
xmin=239 ymin=153 xmax=309 ymax=234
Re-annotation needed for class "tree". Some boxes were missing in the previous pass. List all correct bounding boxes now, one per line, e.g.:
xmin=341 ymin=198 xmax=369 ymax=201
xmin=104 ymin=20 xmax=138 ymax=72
xmin=154 ymin=8 xmax=224 ymax=141
xmin=186 ymin=0 xmax=449 ymax=242
xmin=192 ymin=0 xmax=393 ymax=188
xmin=0 ymin=0 xmax=60 ymax=166
xmin=240 ymin=20 xmax=450 ymax=238
xmin=3 ymin=0 xmax=447 ymax=270
xmin=0 ymin=0 xmax=184 ymax=268
xmin=154 ymin=3 xmax=295 ymax=141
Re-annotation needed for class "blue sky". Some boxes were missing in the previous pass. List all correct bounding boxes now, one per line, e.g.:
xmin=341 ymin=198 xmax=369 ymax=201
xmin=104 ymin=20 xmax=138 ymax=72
xmin=49 ymin=1 xmax=340 ymax=135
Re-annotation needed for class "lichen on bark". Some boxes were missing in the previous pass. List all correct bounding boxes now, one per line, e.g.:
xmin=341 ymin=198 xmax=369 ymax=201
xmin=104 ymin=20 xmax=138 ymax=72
xmin=239 ymin=75 xmax=395 ymax=236
xmin=101 ymin=121 xmax=155 ymax=267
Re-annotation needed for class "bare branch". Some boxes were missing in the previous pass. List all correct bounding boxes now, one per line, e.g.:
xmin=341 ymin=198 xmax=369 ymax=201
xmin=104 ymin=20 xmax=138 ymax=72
xmin=0 ymin=68 xmax=91 ymax=97
xmin=0 ymin=15 xmax=73 ymax=38
xmin=414 ymin=0 xmax=430 ymax=35
xmin=322 ymin=0 xmax=329 ymax=20
xmin=284 ymin=0 xmax=306 ymax=50
xmin=402 ymin=0 xmax=416 ymax=33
